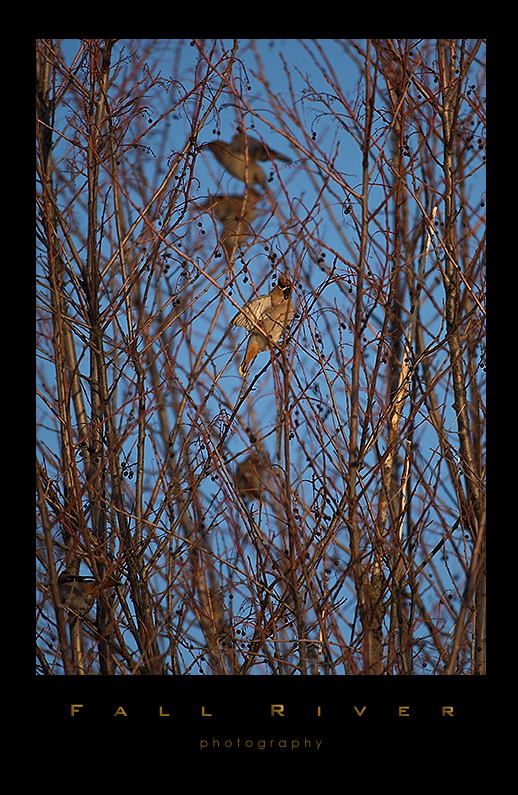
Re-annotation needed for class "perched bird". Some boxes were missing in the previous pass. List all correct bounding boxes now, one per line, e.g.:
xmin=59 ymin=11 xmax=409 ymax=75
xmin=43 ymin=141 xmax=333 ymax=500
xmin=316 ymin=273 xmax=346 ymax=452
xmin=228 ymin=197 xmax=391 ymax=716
xmin=235 ymin=454 xmax=264 ymax=503
xmin=58 ymin=571 xmax=119 ymax=617
xmin=230 ymin=132 xmax=291 ymax=163
xmin=198 ymin=189 xmax=262 ymax=255
xmin=206 ymin=138 xmax=268 ymax=188
xmin=206 ymin=133 xmax=290 ymax=188
xmin=232 ymin=275 xmax=295 ymax=376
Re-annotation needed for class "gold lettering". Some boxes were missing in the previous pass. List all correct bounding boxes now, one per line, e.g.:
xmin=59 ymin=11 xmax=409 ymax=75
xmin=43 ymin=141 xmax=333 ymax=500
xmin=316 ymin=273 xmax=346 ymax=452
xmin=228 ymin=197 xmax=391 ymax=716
xmin=159 ymin=706 xmax=169 ymax=716
xmin=114 ymin=706 xmax=127 ymax=716
xmin=442 ymin=706 xmax=454 ymax=716
xmin=354 ymin=706 xmax=366 ymax=716
xmin=271 ymin=704 xmax=284 ymax=716
xmin=201 ymin=706 xmax=212 ymax=716
xmin=71 ymin=705 xmax=83 ymax=716
xmin=399 ymin=706 xmax=409 ymax=716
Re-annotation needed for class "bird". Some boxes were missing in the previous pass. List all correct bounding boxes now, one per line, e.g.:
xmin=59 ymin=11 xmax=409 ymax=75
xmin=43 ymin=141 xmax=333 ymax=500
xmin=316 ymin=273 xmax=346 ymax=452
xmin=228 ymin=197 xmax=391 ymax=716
xmin=197 ymin=189 xmax=262 ymax=255
xmin=206 ymin=138 xmax=268 ymax=188
xmin=230 ymin=132 xmax=291 ymax=163
xmin=206 ymin=132 xmax=290 ymax=188
xmin=232 ymin=275 xmax=295 ymax=376
xmin=58 ymin=571 xmax=119 ymax=617
xmin=235 ymin=454 xmax=264 ymax=503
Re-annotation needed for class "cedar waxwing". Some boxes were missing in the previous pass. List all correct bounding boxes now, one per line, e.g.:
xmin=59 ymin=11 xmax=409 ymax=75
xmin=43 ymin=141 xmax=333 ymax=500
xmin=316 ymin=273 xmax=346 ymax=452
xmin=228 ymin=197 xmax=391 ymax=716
xmin=230 ymin=132 xmax=291 ymax=164
xmin=198 ymin=189 xmax=262 ymax=255
xmin=206 ymin=138 xmax=268 ymax=188
xmin=58 ymin=571 xmax=119 ymax=617
xmin=235 ymin=454 xmax=264 ymax=503
xmin=232 ymin=275 xmax=295 ymax=376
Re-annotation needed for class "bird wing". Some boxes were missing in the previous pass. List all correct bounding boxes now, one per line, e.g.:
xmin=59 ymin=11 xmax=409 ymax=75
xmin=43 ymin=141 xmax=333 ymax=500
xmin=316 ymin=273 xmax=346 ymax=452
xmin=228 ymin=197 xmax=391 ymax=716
xmin=232 ymin=294 xmax=273 ymax=330
xmin=231 ymin=133 xmax=291 ymax=163
xmin=231 ymin=133 xmax=264 ymax=159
